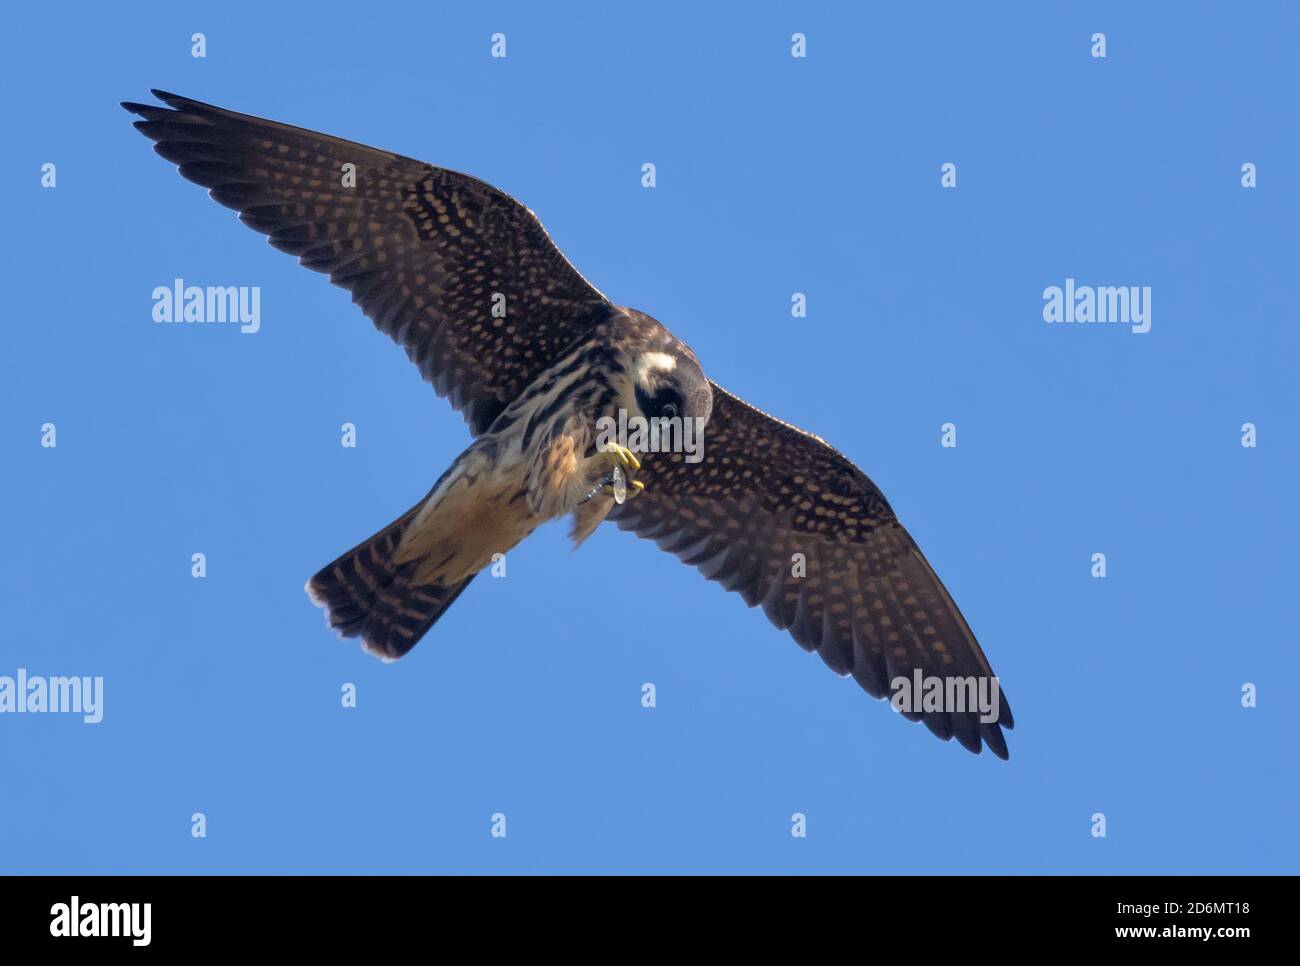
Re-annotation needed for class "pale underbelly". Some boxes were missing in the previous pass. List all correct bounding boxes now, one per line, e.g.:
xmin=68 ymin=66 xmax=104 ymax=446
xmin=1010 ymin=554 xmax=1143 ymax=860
xmin=397 ymin=456 xmax=542 ymax=585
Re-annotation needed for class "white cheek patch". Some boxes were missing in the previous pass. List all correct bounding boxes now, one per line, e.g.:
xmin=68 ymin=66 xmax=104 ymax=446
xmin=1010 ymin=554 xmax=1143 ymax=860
xmin=634 ymin=351 xmax=677 ymax=386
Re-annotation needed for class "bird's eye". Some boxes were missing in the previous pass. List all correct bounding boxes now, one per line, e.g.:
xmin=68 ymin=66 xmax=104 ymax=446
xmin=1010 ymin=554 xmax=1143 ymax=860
xmin=661 ymin=402 xmax=678 ymax=419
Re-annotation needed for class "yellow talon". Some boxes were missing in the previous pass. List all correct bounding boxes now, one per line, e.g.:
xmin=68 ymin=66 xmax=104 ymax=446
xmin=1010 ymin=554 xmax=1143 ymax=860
xmin=594 ymin=444 xmax=640 ymax=473
xmin=586 ymin=446 xmax=644 ymax=504
xmin=613 ymin=445 xmax=641 ymax=472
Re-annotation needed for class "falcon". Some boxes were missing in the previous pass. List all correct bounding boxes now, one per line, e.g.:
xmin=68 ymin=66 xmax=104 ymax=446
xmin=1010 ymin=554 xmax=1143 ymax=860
xmin=123 ymin=91 xmax=1014 ymax=758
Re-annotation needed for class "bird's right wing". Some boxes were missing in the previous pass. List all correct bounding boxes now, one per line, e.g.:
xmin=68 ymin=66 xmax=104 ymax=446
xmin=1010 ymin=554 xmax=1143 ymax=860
xmin=610 ymin=382 xmax=1013 ymax=758
xmin=123 ymin=90 xmax=614 ymax=435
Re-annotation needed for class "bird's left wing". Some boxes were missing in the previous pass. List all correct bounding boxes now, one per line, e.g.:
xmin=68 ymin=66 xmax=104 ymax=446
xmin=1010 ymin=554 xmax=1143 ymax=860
xmin=609 ymin=383 xmax=1013 ymax=758
xmin=123 ymin=90 xmax=614 ymax=435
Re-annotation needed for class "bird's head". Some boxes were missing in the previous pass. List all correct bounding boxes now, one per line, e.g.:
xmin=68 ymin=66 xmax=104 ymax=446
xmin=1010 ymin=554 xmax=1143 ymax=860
xmin=631 ymin=344 xmax=713 ymax=429
xmin=602 ymin=310 xmax=713 ymax=468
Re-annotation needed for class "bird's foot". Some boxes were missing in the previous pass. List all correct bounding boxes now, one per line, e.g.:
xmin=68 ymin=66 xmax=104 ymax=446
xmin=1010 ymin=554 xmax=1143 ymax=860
xmin=593 ymin=444 xmax=641 ymax=474
xmin=580 ymin=447 xmax=646 ymax=505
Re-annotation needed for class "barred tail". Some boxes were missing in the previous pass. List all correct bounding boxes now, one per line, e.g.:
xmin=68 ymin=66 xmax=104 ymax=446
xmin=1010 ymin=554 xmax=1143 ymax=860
xmin=306 ymin=504 xmax=475 ymax=661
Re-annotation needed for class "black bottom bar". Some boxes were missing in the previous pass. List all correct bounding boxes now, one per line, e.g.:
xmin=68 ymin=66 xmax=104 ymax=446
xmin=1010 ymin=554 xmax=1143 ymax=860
xmin=1 ymin=874 xmax=1279 ymax=952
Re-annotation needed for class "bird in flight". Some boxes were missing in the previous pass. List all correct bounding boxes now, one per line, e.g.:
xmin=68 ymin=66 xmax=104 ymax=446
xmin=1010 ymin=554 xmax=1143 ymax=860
xmin=123 ymin=91 xmax=1013 ymax=758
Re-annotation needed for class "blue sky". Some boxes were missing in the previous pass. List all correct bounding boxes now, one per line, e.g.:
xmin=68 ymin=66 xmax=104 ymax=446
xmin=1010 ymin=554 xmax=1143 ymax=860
xmin=2 ymin=1 xmax=1297 ymax=873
